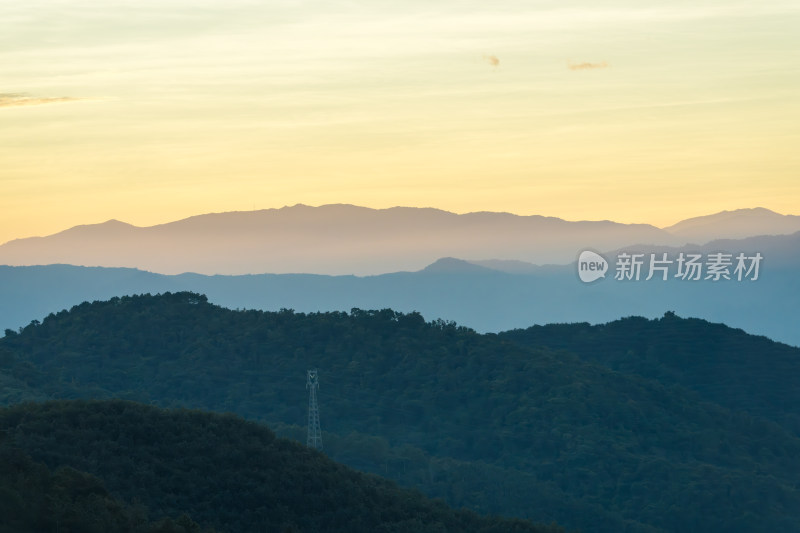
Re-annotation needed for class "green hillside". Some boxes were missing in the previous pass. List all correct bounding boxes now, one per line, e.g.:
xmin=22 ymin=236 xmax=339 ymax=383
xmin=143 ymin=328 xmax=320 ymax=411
xmin=499 ymin=313 xmax=800 ymax=434
xmin=0 ymin=443 xmax=212 ymax=533
xmin=0 ymin=400 xmax=562 ymax=533
xmin=1 ymin=292 xmax=799 ymax=532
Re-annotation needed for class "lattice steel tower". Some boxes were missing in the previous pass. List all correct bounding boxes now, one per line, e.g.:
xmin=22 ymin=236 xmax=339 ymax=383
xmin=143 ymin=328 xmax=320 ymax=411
xmin=306 ymin=369 xmax=323 ymax=450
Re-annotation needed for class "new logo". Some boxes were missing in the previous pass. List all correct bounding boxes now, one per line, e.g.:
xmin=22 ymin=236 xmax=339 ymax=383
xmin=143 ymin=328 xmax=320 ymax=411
xmin=578 ymin=250 xmax=608 ymax=283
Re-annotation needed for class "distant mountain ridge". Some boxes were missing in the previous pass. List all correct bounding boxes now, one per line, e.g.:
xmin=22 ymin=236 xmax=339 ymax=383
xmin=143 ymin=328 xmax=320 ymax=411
xmin=2 ymin=204 xmax=797 ymax=276
xmin=0 ymin=204 xmax=752 ymax=275
xmin=0 ymin=231 xmax=798 ymax=346
xmin=663 ymin=207 xmax=800 ymax=243
xmin=0 ymin=204 xmax=674 ymax=275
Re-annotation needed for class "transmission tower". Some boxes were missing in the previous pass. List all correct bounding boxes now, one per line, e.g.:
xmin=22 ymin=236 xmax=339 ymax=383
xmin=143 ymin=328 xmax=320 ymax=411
xmin=306 ymin=369 xmax=323 ymax=450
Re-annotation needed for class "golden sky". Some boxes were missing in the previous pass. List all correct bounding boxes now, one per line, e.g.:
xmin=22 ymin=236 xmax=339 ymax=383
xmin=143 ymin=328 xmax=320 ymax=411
xmin=2 ymin=0 xmax=799 ymax=243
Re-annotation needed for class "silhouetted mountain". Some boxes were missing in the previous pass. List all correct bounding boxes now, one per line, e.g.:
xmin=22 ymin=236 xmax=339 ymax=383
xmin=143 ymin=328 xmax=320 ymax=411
xmin=604 ymin=230 xmax=800 ymax=269
xmin=4 ymin=205 xmax=798 ymax=276
xmin=662 ymin=207 xmax=800 ymax=242
xmin=467 ymin=259 xmax=545 ymax=274
xmin=0 ymin=400 xmax=561 ymax=533
xmin=0 ymin=204 xmax=673 ymax=275
xmin=2 ymin=293 xmax=800 ymax=532
xmin=422 ymin=257 xmax=496 ymax=273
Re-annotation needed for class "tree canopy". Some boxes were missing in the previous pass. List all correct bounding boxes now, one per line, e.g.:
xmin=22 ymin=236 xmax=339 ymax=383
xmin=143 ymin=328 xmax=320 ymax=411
xmin=1 ymin=292 xmax=799 ymax=532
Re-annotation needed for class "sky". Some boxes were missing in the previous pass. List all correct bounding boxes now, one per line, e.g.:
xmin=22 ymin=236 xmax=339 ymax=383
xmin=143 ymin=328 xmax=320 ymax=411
xmin=2 ymin=0 xmax=799 ymax=243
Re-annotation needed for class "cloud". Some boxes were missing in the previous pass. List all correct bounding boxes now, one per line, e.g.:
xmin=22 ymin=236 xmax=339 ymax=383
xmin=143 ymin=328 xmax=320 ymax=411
xmin=0 ymin=93 xmax=84 ymax=108
xmin=483 ymin=55 xmax=500 ymax=67
xmin=567 ymin=61 xmax=609 ymax=71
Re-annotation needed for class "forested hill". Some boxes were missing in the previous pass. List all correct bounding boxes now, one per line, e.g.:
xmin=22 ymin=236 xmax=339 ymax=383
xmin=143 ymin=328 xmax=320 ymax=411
xmin=499 ymin=313 xmax=800 ymax=435
xmin=0 ymin=400 xmax=559 ymax=533
xmin=0 ymin=442 xmax=214 ymax=533
xmin=2 ymin=292 xmax=800 ymax=532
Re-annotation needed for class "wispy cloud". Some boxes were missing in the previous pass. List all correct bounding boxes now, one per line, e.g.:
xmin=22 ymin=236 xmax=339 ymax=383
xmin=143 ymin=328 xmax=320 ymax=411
xmin=483 ymin=55 xmax=500 ymax=67
xmin=0 ymin=93 xmax=84 ymax=108
xmin=567 ymin=61 xmax=609 ymax=71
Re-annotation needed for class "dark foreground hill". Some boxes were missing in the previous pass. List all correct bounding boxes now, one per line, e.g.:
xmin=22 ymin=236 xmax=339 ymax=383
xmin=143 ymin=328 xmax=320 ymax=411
xmin=2 ymin=293 xmax=800 ymax=532
xmin=0 ymin=400 xmax=561 ymax=533
xmin=0 ymin=443 xmax=213 ymax=533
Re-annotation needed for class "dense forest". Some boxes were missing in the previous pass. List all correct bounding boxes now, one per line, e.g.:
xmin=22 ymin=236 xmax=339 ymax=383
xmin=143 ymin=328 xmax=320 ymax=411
xmin=0 ymin=441 xmax=213 ymax=533
xmin=0 ymin=400 xmax=561 ymax=533
xmin=499 ymin=313 xmax=800 ymax=435
xmin=1 ymin=292 xmax=799 ymax=532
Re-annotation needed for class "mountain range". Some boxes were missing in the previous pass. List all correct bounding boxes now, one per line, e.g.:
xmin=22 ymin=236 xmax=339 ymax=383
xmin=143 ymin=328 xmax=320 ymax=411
xmin=1 ymin=229 xmax=798 ymax=346
xmin=663 ymin=207 xmax=800 ymax=243
xmin=2 ymin=205 xmax=799 ymax=275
